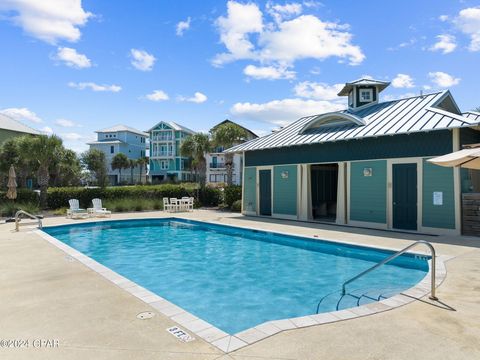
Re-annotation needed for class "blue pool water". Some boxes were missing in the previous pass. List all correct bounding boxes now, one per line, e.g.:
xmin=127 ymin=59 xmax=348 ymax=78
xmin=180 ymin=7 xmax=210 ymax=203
xmin=44 ymin=218 xmax=428 ymax=334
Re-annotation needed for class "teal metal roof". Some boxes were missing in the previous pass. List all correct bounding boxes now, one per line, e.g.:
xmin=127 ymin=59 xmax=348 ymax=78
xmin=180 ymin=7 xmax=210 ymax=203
xmin=227 ymin=91 xmax=480 ymax=153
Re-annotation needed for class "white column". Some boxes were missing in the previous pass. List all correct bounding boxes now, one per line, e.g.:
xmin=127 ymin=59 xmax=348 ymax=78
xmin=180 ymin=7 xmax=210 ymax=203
xmin=453 ymin=128 xmax=462 ymax=235
xmin=298 ymin=164 xmax=310 ymax=221
xmin=336 ymin=162 xmax=346 ymax=224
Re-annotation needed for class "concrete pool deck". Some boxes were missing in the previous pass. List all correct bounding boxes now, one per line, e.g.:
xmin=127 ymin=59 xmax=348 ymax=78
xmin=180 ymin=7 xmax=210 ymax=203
xmin=1 ymin=210 xmax=479 ymax=359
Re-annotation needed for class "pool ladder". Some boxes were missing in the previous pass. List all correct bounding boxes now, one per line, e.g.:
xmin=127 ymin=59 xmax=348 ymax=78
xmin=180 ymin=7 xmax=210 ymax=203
xmin=342 ymin=240 xmax=438 ymax=301
xmin=316 ymin=240 xmax=438 ymax=313
xmin=15 ymin=210 xmax=43 ymax=231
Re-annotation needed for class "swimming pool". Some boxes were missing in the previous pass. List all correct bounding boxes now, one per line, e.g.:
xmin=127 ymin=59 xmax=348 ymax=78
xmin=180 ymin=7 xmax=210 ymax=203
xmin=43 ymin=218 xmax=429 ymax=334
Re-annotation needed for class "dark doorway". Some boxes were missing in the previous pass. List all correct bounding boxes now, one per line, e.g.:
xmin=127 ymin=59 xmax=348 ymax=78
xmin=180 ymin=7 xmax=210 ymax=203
xmin=311 ymin=164 xmax=338 ymax=221
xmin=259 ymin=169 xmax=272 ymax=216
xmin=393 ymin=163 xmax=417 ymax=230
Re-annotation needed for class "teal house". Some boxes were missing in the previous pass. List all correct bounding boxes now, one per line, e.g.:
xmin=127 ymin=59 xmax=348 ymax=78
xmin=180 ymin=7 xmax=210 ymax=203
xmin=228 ymin=79 xmax=480 ymax=235
xmin=148 ymin=121 xmax=195 ymax=182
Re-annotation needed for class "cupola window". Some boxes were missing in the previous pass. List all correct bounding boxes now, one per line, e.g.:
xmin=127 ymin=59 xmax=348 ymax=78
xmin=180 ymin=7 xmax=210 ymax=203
xmin=359 ymin=89 xmax=373 ymax=102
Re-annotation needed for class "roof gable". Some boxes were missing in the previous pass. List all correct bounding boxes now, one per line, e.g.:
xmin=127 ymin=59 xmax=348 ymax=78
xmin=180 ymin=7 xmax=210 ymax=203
xmin=0 ymin=113 xmax=41 ymax=135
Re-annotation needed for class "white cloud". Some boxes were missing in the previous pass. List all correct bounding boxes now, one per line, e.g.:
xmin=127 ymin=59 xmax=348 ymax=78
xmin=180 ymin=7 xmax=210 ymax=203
xmin=145 ymin=90 xmax=169 ymax=102
xmin=179 ymin=92 xmax=208 ymax=103
xmin=213 ymin=1 xmax=364 ymax=68
xmin=266 ymin=2 xmax=303 ymax=23
xmin=293 ymin=81 xmax=343 ymax=100
xmin=68 ymin=82 xmax=121 ymax=92
xmin=55 ymin=47 xmax=91 ymax=68
xmin=454 ymin=7 xmax=480 ymax=51
xmin=176 ymin=17 xmax=191 ymax=36
xmin=0 ymin=107 xmax=42 ymax=123
xmin=429 ymin=34 xmax=457 ymax=54
xmin=41 ymin=126 xmax=53 ymax=134
xmin=243 ymin=64 xmax=295 ymax=80
xmin=391 ymin=74 xmax=415 ymax=88
xmin=61 ymin=132 xmax=83 ymax=141
xmin=428 ymin=71 xmax=461 ymax=87
xmin=0 ymin=0 xmax=92 ymax=44
xmin=230 ymin=98 xmax=344 ymax=126
xmin=130 ymin=49 xmax=156 ymax=71
xmin=55 ymin=118 xmax=81 ymax=127
xmin=439 ymin=15 xmax=449 ymax=22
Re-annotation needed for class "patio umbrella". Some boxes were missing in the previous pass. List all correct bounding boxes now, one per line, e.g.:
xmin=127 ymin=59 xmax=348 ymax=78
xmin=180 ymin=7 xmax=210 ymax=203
xmin=427 ymin=148 xmax=480 ymax=170
xmin=6 ymin=164 xmax=17 ymax=200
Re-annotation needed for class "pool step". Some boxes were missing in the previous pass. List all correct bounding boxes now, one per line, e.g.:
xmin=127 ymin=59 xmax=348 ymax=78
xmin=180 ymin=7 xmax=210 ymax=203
xmin=316 ymin=287 xmax=405 ymax=313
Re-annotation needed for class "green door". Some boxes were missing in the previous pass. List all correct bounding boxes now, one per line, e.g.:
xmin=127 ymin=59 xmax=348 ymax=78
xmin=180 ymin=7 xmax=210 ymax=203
xmin=259 ymin=169 xmax=272 ymax=216
xmin=393 ymin=163 xmax=417 ymax=230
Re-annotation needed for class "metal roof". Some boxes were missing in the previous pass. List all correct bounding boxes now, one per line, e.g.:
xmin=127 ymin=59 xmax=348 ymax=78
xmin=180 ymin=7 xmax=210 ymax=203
xmin=147 ymin=121 xmax=195 ymax=134
xmin=337 ymin=78 xmax=390 ymax=96
xmin=0 ymin=113 xmax=41 ymax=135
xmin=227 ymin=91 xmax=480 ymax=153
xmin=463 ymin=111 xmax=480 ymax=122
xmin=87 ymin=139 xmax=125 ymax=145
xmin=96 ymin=124 xmax=148 ymax=137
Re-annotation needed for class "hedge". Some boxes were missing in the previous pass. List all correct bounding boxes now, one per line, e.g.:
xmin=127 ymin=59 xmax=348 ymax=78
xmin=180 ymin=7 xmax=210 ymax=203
xmin=46 ymin=184 xmax=221 ymax=209
xmin=0 ymin=189 xmax=39 ymax=205
xmin=224 ymin=185 xmax=242 ymax=208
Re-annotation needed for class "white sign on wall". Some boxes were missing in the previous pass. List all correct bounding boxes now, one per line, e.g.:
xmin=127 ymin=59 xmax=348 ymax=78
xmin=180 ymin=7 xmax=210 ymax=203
xmin=433 ymin=192 xmax=443 ymax=206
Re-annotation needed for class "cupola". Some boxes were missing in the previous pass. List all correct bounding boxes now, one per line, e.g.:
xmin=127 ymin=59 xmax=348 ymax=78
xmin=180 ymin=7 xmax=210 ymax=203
xmin=337 ymin=78 xmax=390 ymax=111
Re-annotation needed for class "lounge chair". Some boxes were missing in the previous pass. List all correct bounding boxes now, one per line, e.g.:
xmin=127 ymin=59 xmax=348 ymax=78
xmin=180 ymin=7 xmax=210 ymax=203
xmin=67 ymin=199 xmax=88 ymax=219
xmin=88 ymin=198 xmax=112 ymax=217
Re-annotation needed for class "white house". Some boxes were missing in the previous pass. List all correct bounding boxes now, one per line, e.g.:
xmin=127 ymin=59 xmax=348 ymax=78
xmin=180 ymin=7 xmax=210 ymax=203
xmin=88 ymin=124 xmax=148 ymax=185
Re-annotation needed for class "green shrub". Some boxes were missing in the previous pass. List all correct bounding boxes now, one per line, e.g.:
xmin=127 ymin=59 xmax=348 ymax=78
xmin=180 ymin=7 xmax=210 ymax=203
xmin=224 ymin=185 xmax=242 ymax=208
xmin=198 ymin=186 xmax=222 ymax=207
xmin=231 ymin=199 xmax=242 ymax=212
xmin=102 ymin=198 xmax=164 ymax=213
xmin=0 ymin=189 xmax=39 ymax=205
xmin=0 ymin=201 xmax=40 ymax=217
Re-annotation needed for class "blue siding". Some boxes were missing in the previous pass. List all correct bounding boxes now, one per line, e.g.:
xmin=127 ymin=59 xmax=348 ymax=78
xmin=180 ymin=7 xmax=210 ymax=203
xmin=273 ymin=165 xmax=297 ymax=216
xmin=350 ymin=160 xmax=387 ymax=223
xmin=422 ymin=160 xmax=455 ymax=229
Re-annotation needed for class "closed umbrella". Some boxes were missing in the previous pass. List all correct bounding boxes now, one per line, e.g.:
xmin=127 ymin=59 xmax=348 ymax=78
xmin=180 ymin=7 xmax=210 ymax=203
xmin=6 ymin=165 xmax=17 ymax=200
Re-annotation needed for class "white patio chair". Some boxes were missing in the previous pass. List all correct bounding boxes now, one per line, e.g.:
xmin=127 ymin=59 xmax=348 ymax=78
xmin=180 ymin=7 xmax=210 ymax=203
xmin=67 ymin=199 xmax=88 ymax=219
xmin=163 ymin=197 xmax=173 ymax=212
xmin=88 ymin=198 xmax=112 ymax=217
xmin=181 ymin=197 xmax=190 ymax=212
xmin=187 ymin=197 xmax=194 ymax=211
xmin=170 ymin=198 xmax=180 ymax=212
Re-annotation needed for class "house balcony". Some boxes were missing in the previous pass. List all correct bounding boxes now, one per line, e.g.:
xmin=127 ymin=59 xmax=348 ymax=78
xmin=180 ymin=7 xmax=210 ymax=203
xmin=209 ymin=162 xmax=227 ymax=169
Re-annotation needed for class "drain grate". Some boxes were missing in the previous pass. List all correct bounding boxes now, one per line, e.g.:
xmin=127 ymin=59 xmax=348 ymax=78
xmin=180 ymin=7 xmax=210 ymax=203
xmin=137 ymin=311 xmax=155 ymax=320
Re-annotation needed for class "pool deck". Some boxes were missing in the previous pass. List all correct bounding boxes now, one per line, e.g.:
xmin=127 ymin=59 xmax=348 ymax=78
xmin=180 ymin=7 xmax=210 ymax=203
xmin=1 ymin=210 xmax=479 ymax=359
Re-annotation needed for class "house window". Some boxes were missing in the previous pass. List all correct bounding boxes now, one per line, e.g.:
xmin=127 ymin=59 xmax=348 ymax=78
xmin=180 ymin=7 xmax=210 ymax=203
xmin=110 ymin=146 xmax=114 ymax=154
xmin=160 ymin=160 xmax=169 ymax=170
xmin=359 ymin=89 xmax=373 ymax=102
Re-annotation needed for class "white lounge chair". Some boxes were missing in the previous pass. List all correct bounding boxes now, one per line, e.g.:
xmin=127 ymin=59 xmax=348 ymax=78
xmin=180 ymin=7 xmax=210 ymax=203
xmin=67 ymin=199 xmax=88 ymax=219
xmin=88 ymin=198 xmax=112 ymax=217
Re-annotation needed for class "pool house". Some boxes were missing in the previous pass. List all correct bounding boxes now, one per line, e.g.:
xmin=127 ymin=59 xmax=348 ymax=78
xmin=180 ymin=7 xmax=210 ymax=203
xmin=228 ymin=78 xmax=480 ymax=235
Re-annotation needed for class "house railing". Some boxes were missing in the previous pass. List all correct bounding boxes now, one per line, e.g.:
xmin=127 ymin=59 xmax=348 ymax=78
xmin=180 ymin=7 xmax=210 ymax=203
xmin=209 ymin=162 xmax=227 ymax=169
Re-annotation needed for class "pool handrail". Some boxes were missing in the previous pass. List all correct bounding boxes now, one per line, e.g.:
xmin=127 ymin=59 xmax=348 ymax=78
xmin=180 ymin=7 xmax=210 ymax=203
xmin=15 ymin=210 xmax=43 ymax=231
xmin=342 ymin=240 xmax=438 ymax=301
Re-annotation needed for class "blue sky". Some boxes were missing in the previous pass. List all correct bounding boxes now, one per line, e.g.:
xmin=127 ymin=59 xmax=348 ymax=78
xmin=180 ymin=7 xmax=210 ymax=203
xmin=0 ymin=0 xmax=479 ymax=152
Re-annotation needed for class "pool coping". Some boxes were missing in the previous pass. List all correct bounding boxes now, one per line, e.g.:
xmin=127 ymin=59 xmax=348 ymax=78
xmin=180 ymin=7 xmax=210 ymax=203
xmin=34 ymin=217 xmax=449 ymax=353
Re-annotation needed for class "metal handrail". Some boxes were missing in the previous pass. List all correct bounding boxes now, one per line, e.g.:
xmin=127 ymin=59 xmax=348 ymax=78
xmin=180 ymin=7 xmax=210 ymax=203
xmin=342 ymin=240 xmax=438 ymax=301
xmin=15 ymin=210 xmax=42 ymax=231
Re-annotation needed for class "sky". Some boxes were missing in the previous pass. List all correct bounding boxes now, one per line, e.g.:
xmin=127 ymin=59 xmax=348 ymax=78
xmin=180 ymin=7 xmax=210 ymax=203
xmin=0 ymin=0 xmax=479 ymax=152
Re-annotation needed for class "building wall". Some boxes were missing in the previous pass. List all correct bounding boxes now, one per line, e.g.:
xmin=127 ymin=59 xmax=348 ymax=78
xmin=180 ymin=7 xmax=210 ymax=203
xmin=205 ymin=152 xmax=243 ymax=185
xmin=245 ymin=131 xmax=453 ymax=167
xmin=350 ymin=160 xmax=387 ymax=224
xmin=422 ymin=159 xmax=455 ymax=229
xmin=0 ymin=128 xmax=33 ymax=145
xmin=273 ymin=165 xmax=297 ymax=216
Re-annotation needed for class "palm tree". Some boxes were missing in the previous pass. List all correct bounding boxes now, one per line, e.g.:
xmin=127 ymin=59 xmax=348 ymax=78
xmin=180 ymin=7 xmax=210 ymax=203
xmin=136 ymin=157 xmax=148 ymax=184
xmin=211 ymin=122 xmax=248 ymax=185
xmin=24 ymin=135 xmax=63 ymax=208
xmin=111 ymin=153 xmax=130 ymax=185
xmin=180 ymin=133 xmax=211 ymax=187
xmin=128 ymin=159 xmax=136 ymax=184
